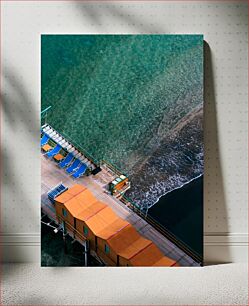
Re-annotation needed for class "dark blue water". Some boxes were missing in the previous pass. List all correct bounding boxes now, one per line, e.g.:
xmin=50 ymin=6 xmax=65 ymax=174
xmin=149 ymin=175 xmax=203 ymax=258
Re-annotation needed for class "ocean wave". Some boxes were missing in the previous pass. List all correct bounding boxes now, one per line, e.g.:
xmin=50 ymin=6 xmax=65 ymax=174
xmin=151 ymin=173 xmax=203 ymax=207
xmin=125 ymin=106 xmax=204 ymax=210
xmin=127 ymin=163 xmax=203 ymax=210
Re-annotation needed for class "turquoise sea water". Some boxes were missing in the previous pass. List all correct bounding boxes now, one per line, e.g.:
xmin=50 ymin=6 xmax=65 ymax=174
xmin=41 ymin=35 xmax=203 ymax=173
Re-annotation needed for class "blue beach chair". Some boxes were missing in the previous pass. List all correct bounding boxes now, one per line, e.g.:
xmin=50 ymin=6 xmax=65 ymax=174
xmin=46 ymin=144 xmax=61 ymax=158
xmin=40 ymin=134 xmax=49 ymax=146
xmin=47 ymin=183 xmax=68 ymax=204
xmin=58 ymin=153 xmax=74 ymax=168
xmin=72 ymin=163 xmax=87 ymax=179
xmin=66 ymin=159 xmax=81 ymax=174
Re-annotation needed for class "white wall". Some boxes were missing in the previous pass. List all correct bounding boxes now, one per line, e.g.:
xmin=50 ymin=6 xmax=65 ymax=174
xmin=1 ymin=1 xmax=248 ymax=263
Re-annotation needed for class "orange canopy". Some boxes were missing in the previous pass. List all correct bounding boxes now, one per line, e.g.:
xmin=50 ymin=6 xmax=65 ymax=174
xmin=55 ymin=192 xmax=74 ymax=204
xmin=77 ymin=201 xmax=107 ymax=221
xmin=108 ymin=224 xmax=152 ymax=259
xmin=130 ymin=243 xmax=167 ymax=266
xmin=85 ymin=206 xmax=129 ymax=239
xmin=85 ymin=207 xmax=117 ymax=235
xmin=55 ymin=184 xmax=180 ymax=267
xmin=74 ymin=188 xmax=98 ymax=206
xmin=58 ymin=185 xmax=106 ymax=219
xmin=55 ymin=184 xmax=86 ymax=204
xmin=97 ymin=218 xmax=129 ymax=240
xmin=152 ymin=256 xmax=177 ymax=267
xmin=42 ymin=144 xmax=52 ymax=152
xmin=64 ymin=198 xmax=84 ymax=218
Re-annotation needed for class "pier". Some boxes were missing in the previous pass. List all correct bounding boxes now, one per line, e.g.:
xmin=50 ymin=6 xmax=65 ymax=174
xmin=41 ymin=149 xmax=200 ymax=266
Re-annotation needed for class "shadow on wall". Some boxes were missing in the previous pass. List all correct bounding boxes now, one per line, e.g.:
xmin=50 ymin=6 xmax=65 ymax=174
xmin=1 ymin=67 xmax=39 ymax=276
xmin=74 ymin=2 xmax=165 ymax=33
xmin=1 ymin=67 xmax=38 ymax=142
xmin=1 ymin=67 xmax=38 ymax=232
xmin=203 ymin=42 xmax=230 ymax=264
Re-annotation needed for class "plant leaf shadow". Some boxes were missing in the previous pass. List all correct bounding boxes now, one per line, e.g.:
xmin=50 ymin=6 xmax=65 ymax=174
xmin=74 ymin=2 xmax=165 ymax=33
xmin=1 ymin=67 xmax=39 ymax=241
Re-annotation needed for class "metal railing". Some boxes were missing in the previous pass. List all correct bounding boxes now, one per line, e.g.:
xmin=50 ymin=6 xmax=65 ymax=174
xmin=41 ymin=105 xmax=52 ymax=126
xmin=59 ymin=130 xmax=99 ymax=166
xmin=41 ymin=106 xmax=129 ymax=179
xmin=41 ymin=106 xmax=52 ymax=117
xmin=100 ymin=159 xmax=129 ymax=178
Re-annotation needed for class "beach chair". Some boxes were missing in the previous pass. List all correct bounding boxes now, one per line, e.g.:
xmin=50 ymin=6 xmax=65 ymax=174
xmin=58 ymin=153 xmax=74 ymax=168
xmin=72 ymin=163 xmax=87 ymax=179
xmin=40 ymin=134 xmax=49 ymax=146
xmin=46 ymin=144 xmax=61 ymax=158
xmin=66 ymin=159 xmax=81 ymax=174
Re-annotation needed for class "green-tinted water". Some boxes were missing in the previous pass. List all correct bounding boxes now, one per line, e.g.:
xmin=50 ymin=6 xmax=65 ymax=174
xmin=41 ymin=35 xmax=203 ymax=173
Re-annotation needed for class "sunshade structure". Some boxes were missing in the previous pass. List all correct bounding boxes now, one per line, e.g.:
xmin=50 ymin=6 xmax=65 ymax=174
xmin=54 ymin=184 xmax=178 ymax=267
xmin=42 ymin=144 xmax=52 ymax=152
xmin=55 ymin=184 xmax=87 ymax=206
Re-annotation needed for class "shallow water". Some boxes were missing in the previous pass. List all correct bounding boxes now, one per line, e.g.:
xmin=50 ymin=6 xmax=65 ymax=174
xmin=42 ymin=35 xmax=203 ymax=176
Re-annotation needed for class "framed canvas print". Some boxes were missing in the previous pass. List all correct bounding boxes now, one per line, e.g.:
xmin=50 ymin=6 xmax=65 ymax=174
xmin=41 ymin=34 xmax=203 ymax=267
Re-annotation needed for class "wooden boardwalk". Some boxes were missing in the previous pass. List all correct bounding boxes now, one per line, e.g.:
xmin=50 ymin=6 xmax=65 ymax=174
xmin=41 ymin=154 xmax=199 ymax=266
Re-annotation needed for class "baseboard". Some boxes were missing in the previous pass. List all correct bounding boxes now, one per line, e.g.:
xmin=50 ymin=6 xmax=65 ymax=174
xmin=0 ymin=232 xmax=248 ymax=263
xmin=204 ymin=232 xmax=248 ymax=264
xmin=1 ymin=233 xmax=41 ymax=263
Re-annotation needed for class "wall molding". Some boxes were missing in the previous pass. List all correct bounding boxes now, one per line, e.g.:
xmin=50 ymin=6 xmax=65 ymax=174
xmin=1 ymin=232 xmax=248 ymax=263
xmin=0 ymin=233 xmax=40 ymax=246
xmin=204 ymin=232 xmax=248 ymax=245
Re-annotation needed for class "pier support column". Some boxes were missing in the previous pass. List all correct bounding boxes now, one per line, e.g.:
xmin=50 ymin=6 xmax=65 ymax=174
xmin=62 ymin=221 xmax=67 ymax=254
xmin=83 ymin=240 xmax=89 ymax=267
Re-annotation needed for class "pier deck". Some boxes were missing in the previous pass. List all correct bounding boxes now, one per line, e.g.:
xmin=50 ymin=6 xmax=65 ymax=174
xmin=41 ymin=154 xmax=199 ymax=266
